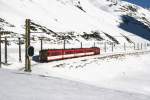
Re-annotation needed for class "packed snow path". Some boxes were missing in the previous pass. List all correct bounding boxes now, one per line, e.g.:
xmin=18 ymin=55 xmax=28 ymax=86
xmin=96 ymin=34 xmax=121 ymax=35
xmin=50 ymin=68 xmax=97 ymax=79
xmin=0 ymin=69 xmax=150 ymax=100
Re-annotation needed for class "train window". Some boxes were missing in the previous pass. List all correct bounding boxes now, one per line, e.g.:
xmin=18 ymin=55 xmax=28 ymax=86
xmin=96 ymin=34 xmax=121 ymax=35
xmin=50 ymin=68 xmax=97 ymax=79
xmin=65 ymin=50 xmax=74 ymax=54
xmin=86 ymin=49 xmax=93 ymax=52
xmin=76 ymin=50 xmax=84 ymax=53
xmin=50 ymin=51 xmax=61 ymax=56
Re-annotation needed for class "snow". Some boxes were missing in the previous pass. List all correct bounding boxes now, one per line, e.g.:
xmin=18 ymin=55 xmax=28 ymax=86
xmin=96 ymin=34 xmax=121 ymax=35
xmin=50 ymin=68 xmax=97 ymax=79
xmin=0 ymin=0 xmax=150 ymax=99
xmin=31 ymin=51 xmax=150 ymax=96
xmin=0 ymin=69 xmax=150 ymax=100
xmin=0 ymin=41 xmax=150 ymax=99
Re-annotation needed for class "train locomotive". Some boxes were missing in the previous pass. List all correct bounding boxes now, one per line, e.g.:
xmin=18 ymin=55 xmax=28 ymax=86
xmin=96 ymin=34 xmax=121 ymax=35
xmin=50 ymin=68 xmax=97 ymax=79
xmin=39 ymin=47 xmax=100 ymax=62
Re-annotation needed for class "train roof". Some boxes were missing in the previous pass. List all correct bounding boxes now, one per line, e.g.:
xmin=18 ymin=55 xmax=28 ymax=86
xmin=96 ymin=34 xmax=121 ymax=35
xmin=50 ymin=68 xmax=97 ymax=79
xmin=40 ymin=47 xmax=100 ymax=52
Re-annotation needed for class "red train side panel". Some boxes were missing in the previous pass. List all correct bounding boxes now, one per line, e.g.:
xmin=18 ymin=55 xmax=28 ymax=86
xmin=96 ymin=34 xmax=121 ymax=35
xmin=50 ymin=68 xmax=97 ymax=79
xmin=39 ymin=47 xmax=100 ymax=62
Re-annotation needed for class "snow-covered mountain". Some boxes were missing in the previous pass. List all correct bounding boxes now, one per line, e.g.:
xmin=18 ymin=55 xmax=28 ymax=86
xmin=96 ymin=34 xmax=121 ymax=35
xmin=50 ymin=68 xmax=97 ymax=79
xmin=123 ymin=0 xmax=150 ymax=8
xmin=1 ymin=1 xmax=150 ymax=99
xmin=0 ymin=0 xmax=150 ymax=44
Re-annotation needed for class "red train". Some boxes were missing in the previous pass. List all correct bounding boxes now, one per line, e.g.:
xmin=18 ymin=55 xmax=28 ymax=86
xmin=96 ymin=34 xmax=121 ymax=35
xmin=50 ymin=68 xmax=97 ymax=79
xmin=39 ymin=47 xmax=100 ymax=62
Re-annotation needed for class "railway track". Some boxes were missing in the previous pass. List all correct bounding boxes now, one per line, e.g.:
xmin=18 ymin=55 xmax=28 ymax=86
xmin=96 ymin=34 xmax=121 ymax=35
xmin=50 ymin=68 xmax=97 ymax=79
xmin=19 ymin=50 xmax=150 ymax=71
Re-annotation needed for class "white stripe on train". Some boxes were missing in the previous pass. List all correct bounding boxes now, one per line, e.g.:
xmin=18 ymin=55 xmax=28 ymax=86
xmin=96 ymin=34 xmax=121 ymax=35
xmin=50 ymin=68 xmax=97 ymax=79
xmin=47 ymin=52 xmax=94 ymax=61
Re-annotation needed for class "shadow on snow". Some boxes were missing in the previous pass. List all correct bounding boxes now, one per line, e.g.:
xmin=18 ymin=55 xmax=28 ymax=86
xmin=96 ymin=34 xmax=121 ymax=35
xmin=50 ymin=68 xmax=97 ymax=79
xmin=119 ymin=15 xmax=150 ymax=41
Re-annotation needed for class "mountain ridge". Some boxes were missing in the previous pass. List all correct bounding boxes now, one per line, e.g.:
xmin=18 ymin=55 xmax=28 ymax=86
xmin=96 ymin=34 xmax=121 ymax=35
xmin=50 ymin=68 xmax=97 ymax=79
xmin=0 ymin=0 xmax=150 ymax=44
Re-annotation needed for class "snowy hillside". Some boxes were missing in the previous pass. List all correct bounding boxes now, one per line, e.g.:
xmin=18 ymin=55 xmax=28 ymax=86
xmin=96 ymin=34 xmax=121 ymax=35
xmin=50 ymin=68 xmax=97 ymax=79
xmin=0 ymin=0 xmax=150 ymax=99
xmin=0 ymin=0 xmax=150 ymax=44
xmin=122 ymin=0 xmax=150 ymax=8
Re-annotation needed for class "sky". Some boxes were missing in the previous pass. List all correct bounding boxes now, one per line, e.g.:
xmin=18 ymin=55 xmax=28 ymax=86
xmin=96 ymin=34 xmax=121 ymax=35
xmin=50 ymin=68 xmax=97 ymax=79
xmin=123 ymin=0 xmax=150 ymax=8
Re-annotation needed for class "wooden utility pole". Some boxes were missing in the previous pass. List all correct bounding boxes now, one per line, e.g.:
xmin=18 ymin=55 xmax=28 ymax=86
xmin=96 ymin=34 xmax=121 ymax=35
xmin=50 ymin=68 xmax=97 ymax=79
xmin=81 ymin=42 xmax=82 ymax=48
xmin=0 ymin=35 xmax=1 ymax=68
xmin=141 ymin=43 xmax=143 ymax=50
xmin=137 ymin=43 xmax=139 ymax=50
xmin=25 ymin=19 xmax=31 ymax=72
xmin=111 ymin=42 xmax=114 ymax=52
xmin=5 ymin=37 xmax=7 ymax=64
xmin=133 ymin=43 xmax=135 ymax=50
xmin=145 ymin=43 xmax=147 ymax=50
xmin=40 ymin=38 xmax=43 ymax=51
xmin=18 ymin=38 xmax=22 ymax=62
xmin=124 ymin=43 xmax=126 ymax=51
xmin=104 ymin=42 xmax=107 ymax=52
xmin=64 ymin=39 xmax=66 ymax=49
xmin=94 ymin=42 xmax=96 ymax=47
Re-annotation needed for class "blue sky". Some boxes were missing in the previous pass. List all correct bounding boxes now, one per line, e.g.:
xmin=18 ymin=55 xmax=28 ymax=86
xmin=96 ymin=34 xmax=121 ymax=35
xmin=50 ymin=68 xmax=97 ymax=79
xmin=123 ymin=0 xmax=150 ymax=8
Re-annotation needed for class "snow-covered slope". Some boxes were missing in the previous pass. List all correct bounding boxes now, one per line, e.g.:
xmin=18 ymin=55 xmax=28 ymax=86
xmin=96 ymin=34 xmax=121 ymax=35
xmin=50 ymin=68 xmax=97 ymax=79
xmin=30 ymin=51 xmax=150 ymax=96
xmin=0 ymin=0 xmax=150 ymax=44
xmin=122 ymin=0 xmax=150 ymax=8
xmin=0 ymin=69 xmax=150 ymax=100
xmin=1 ymin=1 xmax=150 ymax=99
